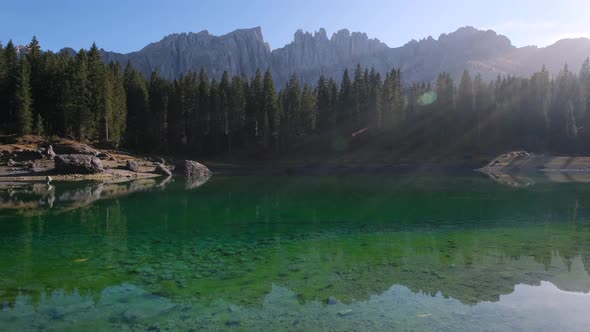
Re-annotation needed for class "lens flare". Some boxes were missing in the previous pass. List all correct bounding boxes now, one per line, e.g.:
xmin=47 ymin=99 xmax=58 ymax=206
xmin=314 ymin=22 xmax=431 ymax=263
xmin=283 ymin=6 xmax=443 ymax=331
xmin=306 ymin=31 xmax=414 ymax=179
xmin=418 ymin=91 xmax=437 ymax=106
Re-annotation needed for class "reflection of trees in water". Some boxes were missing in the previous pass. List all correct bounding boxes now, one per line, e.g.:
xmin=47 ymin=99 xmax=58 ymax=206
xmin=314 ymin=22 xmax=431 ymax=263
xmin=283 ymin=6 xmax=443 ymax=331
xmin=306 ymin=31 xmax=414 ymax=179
xmin=1 ymin=176 xmax=590 ymax=308
xmin=1 ymin=215 xmax=589 ymax=308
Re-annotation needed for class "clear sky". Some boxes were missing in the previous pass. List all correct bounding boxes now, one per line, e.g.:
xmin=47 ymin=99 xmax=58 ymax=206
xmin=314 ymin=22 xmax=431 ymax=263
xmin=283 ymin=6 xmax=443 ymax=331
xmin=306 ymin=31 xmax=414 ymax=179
xmin=2 ymin=0 xmax=590 ymax=53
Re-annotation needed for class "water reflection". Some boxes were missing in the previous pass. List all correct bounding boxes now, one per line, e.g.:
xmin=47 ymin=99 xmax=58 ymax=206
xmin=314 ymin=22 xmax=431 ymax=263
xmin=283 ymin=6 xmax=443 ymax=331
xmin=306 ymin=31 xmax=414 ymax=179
xmin=480 ymin=169 xmax=590 ymax=188
xmin=1 ymin=175 xmax=590 ymax=330
xmin=0 ymin=176 xmax=178 ymax=216
xmin=1 ymin=281 xmax=589 ymax=331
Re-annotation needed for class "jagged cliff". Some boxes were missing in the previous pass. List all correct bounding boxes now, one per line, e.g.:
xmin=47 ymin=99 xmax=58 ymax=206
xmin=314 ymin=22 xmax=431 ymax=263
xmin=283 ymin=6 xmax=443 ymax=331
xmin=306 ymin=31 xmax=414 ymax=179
xmin=101 ymin=27 xmax=272 ymax=80
xmin=96 ymin=26 xmax=590 ymax=87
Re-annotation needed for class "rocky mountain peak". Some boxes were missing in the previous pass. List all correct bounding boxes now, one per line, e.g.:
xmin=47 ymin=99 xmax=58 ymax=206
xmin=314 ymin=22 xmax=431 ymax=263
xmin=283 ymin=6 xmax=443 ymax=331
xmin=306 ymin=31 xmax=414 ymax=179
xmin=93 ymin=26 xmax=590 ymax=88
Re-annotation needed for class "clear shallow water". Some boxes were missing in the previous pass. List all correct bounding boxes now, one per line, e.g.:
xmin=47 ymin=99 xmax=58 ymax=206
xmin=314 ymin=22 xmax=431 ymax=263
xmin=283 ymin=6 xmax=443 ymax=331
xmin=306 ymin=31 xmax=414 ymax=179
xmin=0 ymin=175 xmax=590 ymax=331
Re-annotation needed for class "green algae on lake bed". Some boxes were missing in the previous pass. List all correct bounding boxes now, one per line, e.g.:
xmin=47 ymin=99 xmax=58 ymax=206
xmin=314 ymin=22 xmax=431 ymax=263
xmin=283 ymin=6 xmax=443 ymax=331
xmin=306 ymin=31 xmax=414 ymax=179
xmin=1 ymin=175 xmax=590 ymax=331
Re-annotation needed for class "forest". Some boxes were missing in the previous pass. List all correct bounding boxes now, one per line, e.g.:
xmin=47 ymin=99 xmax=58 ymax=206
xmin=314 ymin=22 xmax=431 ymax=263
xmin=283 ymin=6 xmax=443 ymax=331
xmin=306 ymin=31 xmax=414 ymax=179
xmin=1 ymin=37 xmax=590 ymax=158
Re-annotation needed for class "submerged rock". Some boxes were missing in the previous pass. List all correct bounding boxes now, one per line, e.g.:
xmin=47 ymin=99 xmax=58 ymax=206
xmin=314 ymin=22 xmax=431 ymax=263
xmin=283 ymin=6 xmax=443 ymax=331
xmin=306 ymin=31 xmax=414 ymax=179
xmin=326 ymin=296 xmax=338 ymax=305
xmin=338 ymin=309 xmax=353 ymax=317
xmin=54 ymin=154 xmax=104 ymax=174
xmin=122 ymin=301 xmax=176 ymax=323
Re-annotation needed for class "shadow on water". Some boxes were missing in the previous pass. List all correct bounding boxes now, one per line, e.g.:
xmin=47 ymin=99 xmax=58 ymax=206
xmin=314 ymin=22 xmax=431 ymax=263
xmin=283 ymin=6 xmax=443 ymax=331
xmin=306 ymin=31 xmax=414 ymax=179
xmin=1 ymin=173 xmax=590 ymax=330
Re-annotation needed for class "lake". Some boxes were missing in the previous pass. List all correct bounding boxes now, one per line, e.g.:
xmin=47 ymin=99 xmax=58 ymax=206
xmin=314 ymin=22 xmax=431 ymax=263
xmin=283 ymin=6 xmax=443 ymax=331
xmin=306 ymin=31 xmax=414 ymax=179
xmin=1 ymin=173 xmax=590 ymax=331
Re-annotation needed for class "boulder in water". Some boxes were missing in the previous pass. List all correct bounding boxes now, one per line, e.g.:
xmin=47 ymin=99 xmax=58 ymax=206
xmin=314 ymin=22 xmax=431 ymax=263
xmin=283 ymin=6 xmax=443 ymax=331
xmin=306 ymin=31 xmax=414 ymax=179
xmin=184 ymin=160 xmax=212 ymax=178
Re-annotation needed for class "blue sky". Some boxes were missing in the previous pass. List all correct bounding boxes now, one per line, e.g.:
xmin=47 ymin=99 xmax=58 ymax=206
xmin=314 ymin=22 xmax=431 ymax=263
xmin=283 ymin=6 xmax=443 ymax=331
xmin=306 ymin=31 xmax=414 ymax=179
xmin=2 ymin=0 xmax=590 ymax=52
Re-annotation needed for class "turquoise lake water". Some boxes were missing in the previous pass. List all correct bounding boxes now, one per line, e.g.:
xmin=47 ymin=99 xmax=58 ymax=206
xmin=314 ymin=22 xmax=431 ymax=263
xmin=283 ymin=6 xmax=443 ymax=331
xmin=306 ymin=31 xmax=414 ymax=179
xmin=0 ymin=174 xmax=589 ymax=331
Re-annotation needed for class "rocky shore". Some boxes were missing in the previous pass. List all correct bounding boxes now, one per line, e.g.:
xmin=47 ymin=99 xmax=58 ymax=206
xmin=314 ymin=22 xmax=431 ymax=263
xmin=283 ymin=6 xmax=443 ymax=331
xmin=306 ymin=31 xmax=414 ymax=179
xmin=0 ymin=135 xmax=210 ymax=184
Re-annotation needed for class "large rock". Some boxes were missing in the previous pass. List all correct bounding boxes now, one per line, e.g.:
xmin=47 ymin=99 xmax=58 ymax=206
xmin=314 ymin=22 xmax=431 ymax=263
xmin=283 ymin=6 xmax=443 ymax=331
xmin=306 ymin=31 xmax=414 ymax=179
xmin=52 ymin=142 xmax=99 ymax=156
xmin=126 ymin=160 xmax=140 ymax=173
xmin=479 ymin=151 xmax=537 ymax=172
xmin=184 ymin=160 xmax=212 ymax=178
xmin=54 ymin=154 xmax=103 ymax=174
xmin=46 ymin=145 xmax=56 ymax=159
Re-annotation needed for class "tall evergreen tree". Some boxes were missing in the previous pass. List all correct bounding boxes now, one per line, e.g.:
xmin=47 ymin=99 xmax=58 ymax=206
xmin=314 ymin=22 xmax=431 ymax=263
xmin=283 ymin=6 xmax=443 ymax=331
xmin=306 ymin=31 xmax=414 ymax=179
xmin=339 ymin=69 xmax=353 ymax=125
xmin=316 ymin=75 xmax=331 ymax=131
xmin=228 ymin=75 xmax=247 ymax=152
xmin=368 ymin=68 xmax=382 ymax=128
xmin=300 ymin=83 xmax=316 ymax=133
xmin=262 ymin=67 xmax=279 ymax=151
xmin=281 ymin=74 xmax=302 ymax=149
xmin=248 ymin=69 xmax=263 ymax=138
xmin=107 ymin=62 xmax=126 ymax=144
xmin=14 ymin=58 xmax=33 ymax=135
xmin=0 ymin=41 xmax=7 ymax=133
xmin=124 ymin=62 xmax=149 ymax=149
xmin=87 ymin=43 xmax=109 ymax=141
xmin=149 ymin=70 xmax=170 ymax=150
xmin=67 ymin=50 xmax=92 ymax=139
xmin=26 ymin=36 xmax=45 ymax=123
xmin=2 ymin=41 xmax=19 ymax=131
xmin=458 ymin=69 xmax=474 ymax=113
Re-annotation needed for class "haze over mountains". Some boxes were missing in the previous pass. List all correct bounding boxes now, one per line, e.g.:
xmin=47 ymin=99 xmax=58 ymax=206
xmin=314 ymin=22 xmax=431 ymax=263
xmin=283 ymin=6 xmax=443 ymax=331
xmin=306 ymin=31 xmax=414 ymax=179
xmin=95 ymin=26 xmax=590 ymax=87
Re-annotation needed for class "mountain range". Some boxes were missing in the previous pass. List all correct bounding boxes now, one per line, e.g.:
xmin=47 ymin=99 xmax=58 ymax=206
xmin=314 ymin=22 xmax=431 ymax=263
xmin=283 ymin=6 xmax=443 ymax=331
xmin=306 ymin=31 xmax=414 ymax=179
xmin=93 ymin=26 xmax=590 ymax=87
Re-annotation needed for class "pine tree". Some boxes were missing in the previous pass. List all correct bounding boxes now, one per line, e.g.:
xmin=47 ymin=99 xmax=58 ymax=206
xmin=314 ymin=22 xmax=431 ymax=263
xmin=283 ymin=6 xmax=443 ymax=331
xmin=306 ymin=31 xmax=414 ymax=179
xmin=327 ymin=78 xmax=339 ymax=128
xmin=352 ymin=64 xmax=367 ymax=127
xmin=88 ymin=43 xmax=108 ymax=141
xmin=167 ymin=79 xmax=183 ymax=152
xmin=218 ymin=71 xmax=232 ymax=152
xmin=198 ymin=68 xmax=210 ymax=148
xmin=149 ymin=70 xmax=170 ymax=150
xmin=124 ymin=62 xmax=149 ymax=149
xmin=457 ymin=69 xmax=474 ymax=145
xmin=368 ymin=68 xmax=382 ymax=128
xmin=14 ymin=58 xmax=33 ymax=135
xmin=316 ymin=75 xmax=331 ymax=132
xmin=473 ymin=74 xmax=486 ymax=147
xmin=281 ymin=74 xmax=301 ymax=149
xmin=43 ymin=50 xmax=70 ymax=136
xmin=35 ymin=113 xmax=45 ymax=136
xmin=208 ymin=78 xmax=220 ymax=152
xmin=339 ymin=69 xmax=353 ymax=125
xmin=301 ymin=83 xmax=316 ymax=133
xmin=26 ymin=36 xmax=45 ymax=124
xmin=181 ymin=71 xmax=199 ymax=148
xmin=435 ymin=72 xmax=455 ymax=144
xmin=579 ymin=59 xmax=590 ymax=146
xmin=262 ymin=67 xmax=278 ymax=151
xmin=458 ymin=69 xmax=474 ymax=113
xmin=0 ymin=41 xmax=7 ymax=133
xmin=229 ymin=75 xmax=247 ymax=149
xmin=3 ymin=41 xmax=19 ymax=131
xmin=107 ymin=62 xmax=126 ymax=144
xmin=382 ymin=69 xmax=403 ymax=130
xmin=67 ymin=50 xmax=92 ymax=139
xmin=248 ymin=68 xmax=263 ymax=138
